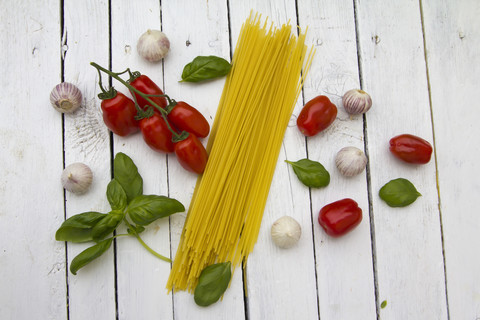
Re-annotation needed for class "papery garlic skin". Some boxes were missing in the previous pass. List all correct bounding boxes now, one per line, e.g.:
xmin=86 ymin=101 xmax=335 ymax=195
xmin=61 ymin=163 xmax=93 ymax=194
xmin=50 ymin=82 xmax=83 ymax=113
xmin=335 ymin=146 xmax=367 ymax=177
xmin=271 ymin=216 xmax=302 ymax=249
xmin=342 ymin=89 xmax=372 ymax=115
xmin=137 ymin=30 xmax=170 ymax=62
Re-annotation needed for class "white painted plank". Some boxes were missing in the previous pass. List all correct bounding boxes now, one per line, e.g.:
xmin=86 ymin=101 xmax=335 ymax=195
xmin=109 ymin=1 xmax=173 ymax=319
xmin=0 ymin=1 xmax=66 ymax=319
xmin=297 ymin=0 xmax=377 ymax=319
xmin=422 ymin=0 xmax=480 ymax=318
xmin=62 ymin=0 xmax=116 ymax=319
xmin=161 ymin=0 xmax=247 ymax=318
xmin=227 ymin=1 xmax=319 ymax=320
xmin=356 ymin=0 xmax=448 ymax=318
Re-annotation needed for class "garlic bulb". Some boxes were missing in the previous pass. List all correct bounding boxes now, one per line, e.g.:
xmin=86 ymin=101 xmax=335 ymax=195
xmin=50 ymin=82 xmax=83 ymax=113
xmin=271 ymin=216 xmax=301 ymax=249
xmin=61 ymin=163 xmax=93 ymax=194
xmin=137 ymin=29 xmax=170 ymax=62
xmin=342 ymin=89 xmax=372 ymax=115
xmin=335 ymin=146 xmax=367 ymax=177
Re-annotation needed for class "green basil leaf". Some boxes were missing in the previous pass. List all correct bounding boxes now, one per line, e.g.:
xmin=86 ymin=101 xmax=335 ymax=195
xmin=106 ymin=179 xmax=127 ymax=211
xmin=91 ymin=211 xmax=124 ymax=241
xmin=70 ymin=238 xmax=113 ymax=275
xmin=55 ymin=212 xmax=106 ymax=243
xmin=285 ymin=159 xmax=330 ymax=188
xmin=194 ymin=261 xmax=232 ymax=307
xmin=127 ymin=195 xmax=185 ymax=226
xmin=114 ymin=152 xmax=143 ymax=203
xmin=381 ymin=300 xmax=388 ymax=309
xmin=379 ymin=178 xmax=421 ymax=207
xmin=180 ymin=56 xmax=231 ymax=83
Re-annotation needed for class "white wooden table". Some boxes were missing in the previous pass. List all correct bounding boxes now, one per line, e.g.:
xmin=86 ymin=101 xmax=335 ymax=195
xmin=1 ymin=0 xmax=479 ymax=319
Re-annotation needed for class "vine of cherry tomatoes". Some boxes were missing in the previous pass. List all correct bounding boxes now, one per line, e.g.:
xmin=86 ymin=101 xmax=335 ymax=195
xmin=92 ymin=63 xmax=209 ymax=174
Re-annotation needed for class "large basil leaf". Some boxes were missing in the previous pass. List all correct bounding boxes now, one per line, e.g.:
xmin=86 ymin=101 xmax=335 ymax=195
xmin=194 ymin=261 xmax=232 ymax=307
xmin=70 ymin=238 xmax=113 ymax=275
xmin=91 ymin=210 xmax=124 ymax=241
xmin=285 ymin=159 xmax=330 ymax=188
xmin=113 ymin=152 xmax=143 ymax=203
xmin=180 ymin=56 xmax=231 ymax=83
xmin=379 ymin=178 xmax=421 ymax=207
xmin=55 ymin=212 xmax=106 ymax=243
xmin=126 ymin=195 xmax=185 ymax=226
xmin=106 ymin=179 xmax=127 ymax=211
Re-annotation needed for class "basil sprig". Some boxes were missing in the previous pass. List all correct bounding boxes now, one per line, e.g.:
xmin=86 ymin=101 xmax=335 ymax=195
xmin=194 ymin=262 xmax=232 ymax=307
xmin=180 ymin=56 xmax=231 ymax=83
xmin=379 ymin=178 xmax=421 ymax=207
xmin=55 ymin=152 xmax=185 ymax=274
xmin=285 ymin=159 xmax=330 ymax=188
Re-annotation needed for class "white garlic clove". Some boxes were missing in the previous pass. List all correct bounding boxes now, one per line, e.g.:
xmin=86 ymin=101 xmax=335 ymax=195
xmin=342 ymin=89 xmax=372 ymax=115
xmin=335 ymin=146 xmax=368 ymax=177
xmin=271 ymin=216 xmax=302 ymax=249
xmin=61 ymin=163 xmax=93 ymax=194
xmin=50 ymin=82 xmax=83 ymax=113
xmin=137 ymin=29 xmax=170 ymax=62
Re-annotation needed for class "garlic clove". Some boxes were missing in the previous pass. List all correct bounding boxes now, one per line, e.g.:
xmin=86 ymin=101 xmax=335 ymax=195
xmin=342 ymin=89 xmax=372 ymax=115
xmin=50 ymin=82 xmax=83 ymax=113
xmin=137 ymin=29 xmax=170 ymax=62
xmin=335 ymin=146 xmax=368 ymax=177
xmin=61 ymin=163 xmax=93 ymax=194
xmin=271 ymin=216 xmax=301 ymax=249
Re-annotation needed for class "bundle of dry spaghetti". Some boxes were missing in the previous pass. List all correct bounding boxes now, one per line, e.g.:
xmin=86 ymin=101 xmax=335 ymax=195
xmin=167 ymin=12 xmax=314 ymax=292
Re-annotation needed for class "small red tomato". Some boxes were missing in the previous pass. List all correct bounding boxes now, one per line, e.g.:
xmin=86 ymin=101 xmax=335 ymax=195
xmin=101 ymin=91 xmax=139 ymax=137
xmin=318 ymin=198 xmax=362 ymax=237
xmin=129 ymin=74 xmax=168 ymax=110
xmin=389 ymin=134 xmax=433 ymax=164
xmin=174 ymin=134 xmax=208 ymax=174
xmin=168 ymin=101 xmax=210 ymax=138
xmin=139 ymin=113 xmax=175 ymax=153
xmin=297 ymin=95 xmax=337 ymax=137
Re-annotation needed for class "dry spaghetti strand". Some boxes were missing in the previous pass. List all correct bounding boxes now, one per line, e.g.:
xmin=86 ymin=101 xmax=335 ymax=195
xmin=167 ymin=12 xmax=315 ymax=292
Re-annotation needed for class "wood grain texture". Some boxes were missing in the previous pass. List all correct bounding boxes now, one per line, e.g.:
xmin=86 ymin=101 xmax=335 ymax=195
xmin=298 ymin=0 xmax=377 ymax=319
xmin=422 ymin=0 xmax=480 ymax=318
xmin=0 ymin=1 xmax=66 ymax=319
xmin=62 ymin=1 xmax=115 ymax=319
xmin=356 ymin=0 xmax=448 ymax=318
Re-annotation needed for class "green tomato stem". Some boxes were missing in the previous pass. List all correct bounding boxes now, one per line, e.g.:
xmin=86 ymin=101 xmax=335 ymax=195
xmin=90 ymin=62 xmax=182 ymax=141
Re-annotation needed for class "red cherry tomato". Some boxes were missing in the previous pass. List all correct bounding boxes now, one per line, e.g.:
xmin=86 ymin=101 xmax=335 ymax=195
xmin=139 ymin=113 xmax=175 ymax=153
xmin=297 ymin=95 xmax=337 ymax=137
xmin=101 ymin=91 xmax=139 ymax=137
xmin=129 ymin=74 xmax=168 ymax=110
xmin=174 ymin=134 xmax=208 ymax=174
xmin=389 ymin=134 xmax=432 ymax=164
xmin=168 ymin=101 xmax=210 ymax=138
xmin=318 ymin=198 xmax=362 ymax=237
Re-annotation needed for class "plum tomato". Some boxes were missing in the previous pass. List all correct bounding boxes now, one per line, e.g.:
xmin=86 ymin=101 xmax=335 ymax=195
xmin=168 ymin=101 xmax=210 ymax=138
xmin=318 ymin=198 xmax=362 ymax=237
xmin=129 ymin=74 xmax=168 ymax=110
xmin=101 ymin=91 xmax=139 ymax=137
xmin=139 ymin=113 xmax=175 ymax=153
xmin=297 ymin=95 xmax=337 ymax=137
xmin=389 ymin=134 xmax=433 ymax=164
xmin=174 ymin=134 xmax=208 ymax=174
